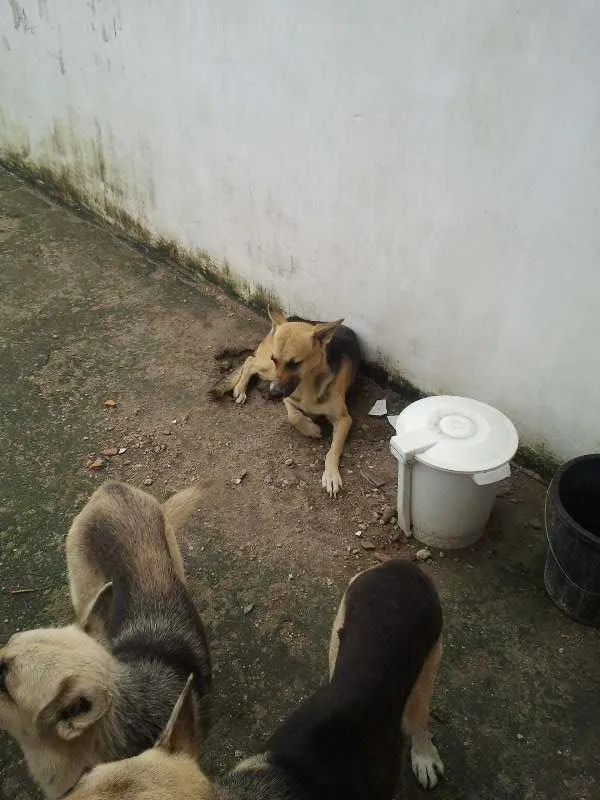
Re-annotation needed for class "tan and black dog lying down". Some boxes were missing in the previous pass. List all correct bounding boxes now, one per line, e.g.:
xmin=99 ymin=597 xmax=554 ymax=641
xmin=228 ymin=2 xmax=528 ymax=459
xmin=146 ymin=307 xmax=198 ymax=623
xmin=0 ymin=481 xmax=212 ymax=799
xmin=65 ymin=559 xmax=444 ymax=800
xmin=211 ymin=311 xmax=361 ymax=497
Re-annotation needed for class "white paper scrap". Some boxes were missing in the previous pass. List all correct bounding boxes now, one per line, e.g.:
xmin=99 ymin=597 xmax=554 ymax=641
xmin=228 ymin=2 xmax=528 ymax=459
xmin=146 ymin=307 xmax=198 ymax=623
xmin=368 ymin=398 xmax=387 ymax=416
xmin=387 ymin=414 xmax=399 ymax=429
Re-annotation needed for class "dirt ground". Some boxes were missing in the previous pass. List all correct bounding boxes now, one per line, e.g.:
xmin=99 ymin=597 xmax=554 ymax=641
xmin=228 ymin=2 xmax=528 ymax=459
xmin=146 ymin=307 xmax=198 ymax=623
xmin=0 ymin=166 xmax=598 ymax=800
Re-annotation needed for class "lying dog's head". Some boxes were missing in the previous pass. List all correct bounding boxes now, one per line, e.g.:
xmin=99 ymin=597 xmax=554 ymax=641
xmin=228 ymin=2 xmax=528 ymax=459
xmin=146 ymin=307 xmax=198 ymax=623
xmin=267 ymin=309 xmax=343 ymax=399
xmin=68 ymin=677 xmax=212 ymax=800
xmin=0 ymin=590 xmax=117 ymax=798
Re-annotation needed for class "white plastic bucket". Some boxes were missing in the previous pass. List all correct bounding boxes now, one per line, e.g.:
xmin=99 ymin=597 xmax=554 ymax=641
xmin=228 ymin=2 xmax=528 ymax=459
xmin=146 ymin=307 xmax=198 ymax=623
xmin=390 ymin=396 xmax=518 ymax=550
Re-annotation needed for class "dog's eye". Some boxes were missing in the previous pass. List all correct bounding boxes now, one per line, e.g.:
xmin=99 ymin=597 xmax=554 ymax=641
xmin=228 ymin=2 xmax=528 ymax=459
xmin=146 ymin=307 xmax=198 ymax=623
xmin=286 ymin=359 xmax=302 ymax=370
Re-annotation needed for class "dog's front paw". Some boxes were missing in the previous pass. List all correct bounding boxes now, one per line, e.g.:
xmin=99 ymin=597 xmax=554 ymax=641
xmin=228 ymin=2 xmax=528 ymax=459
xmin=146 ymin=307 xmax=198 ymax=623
xmin=233 ymin=385 xmax=247 ymax=405
xmin=321 ymin=465 xmax=342 ymax=497
xmin=411 ymin=742 xmax=444 ymax=789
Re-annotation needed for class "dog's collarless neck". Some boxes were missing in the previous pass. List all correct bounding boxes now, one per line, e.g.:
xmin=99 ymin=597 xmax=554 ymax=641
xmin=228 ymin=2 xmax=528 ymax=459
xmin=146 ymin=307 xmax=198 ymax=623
xmin=57 ymin=767 xmax=91 ymax=799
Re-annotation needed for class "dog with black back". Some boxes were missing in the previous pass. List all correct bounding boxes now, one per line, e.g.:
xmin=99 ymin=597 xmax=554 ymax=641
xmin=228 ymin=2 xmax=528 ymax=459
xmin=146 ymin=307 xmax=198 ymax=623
xmin=0 ymin=481 xmax=212 ymax=799
xmin=63 ymin=559 xmax=445 ymax=800
xmin=210 ymin=310 xmax=361 ymax=497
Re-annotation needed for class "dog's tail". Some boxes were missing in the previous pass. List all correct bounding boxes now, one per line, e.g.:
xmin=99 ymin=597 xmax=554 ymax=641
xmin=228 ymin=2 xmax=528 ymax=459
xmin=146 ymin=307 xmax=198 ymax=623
xmin=214 ymin=345 xmax=255 ymax=360
xmin=163 ymin=485 xmax=206 ymax=533
xmin=208 ymin=365 xmax=243 ymax=400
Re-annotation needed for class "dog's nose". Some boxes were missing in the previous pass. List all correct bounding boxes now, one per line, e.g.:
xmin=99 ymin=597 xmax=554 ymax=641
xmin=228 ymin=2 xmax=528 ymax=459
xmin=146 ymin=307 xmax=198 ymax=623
xmin=269 ymin=381 xmax=286 ymax=399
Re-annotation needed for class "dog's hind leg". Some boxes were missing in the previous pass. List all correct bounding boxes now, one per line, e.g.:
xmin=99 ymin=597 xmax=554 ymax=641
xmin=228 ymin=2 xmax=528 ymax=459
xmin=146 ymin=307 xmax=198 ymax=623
xmin=402 ymin=637 xmax=445 ymax=789
xmin=209 ymin=364 xmax=244 ymax=400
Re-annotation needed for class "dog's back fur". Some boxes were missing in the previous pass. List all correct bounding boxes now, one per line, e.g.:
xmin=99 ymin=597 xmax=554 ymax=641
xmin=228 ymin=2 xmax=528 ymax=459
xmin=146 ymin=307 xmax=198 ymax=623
xmin=70 ymin=482 xmax=212 ymax=745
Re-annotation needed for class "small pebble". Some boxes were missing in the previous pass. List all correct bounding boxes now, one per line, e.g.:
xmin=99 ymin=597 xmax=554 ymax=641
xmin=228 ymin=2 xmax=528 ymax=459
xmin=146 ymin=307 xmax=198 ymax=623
xmin=529 ymin=517 xmax=542 ymax=530
xmin=415 ymin=548 xmax=432 ymax=562
xmin=284 ymin=458 xmax=294 ymax=467
xmin=143 ymin=478 xmax=153 ymax=486
xmin=361 ymin=541 xmax=376 ymax=551
xmin=381 ymin=504 xmax=395 ymax=524
xmin=243 ymin=604 xmax=254 ymax=615
xmin=354 ymin=530 xmax=363 ymax=537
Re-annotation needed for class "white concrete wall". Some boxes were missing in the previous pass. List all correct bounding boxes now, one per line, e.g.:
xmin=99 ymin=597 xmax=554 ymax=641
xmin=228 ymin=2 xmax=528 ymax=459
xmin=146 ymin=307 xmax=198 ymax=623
xmin=2 ymin=0 xmax=600 ymax=460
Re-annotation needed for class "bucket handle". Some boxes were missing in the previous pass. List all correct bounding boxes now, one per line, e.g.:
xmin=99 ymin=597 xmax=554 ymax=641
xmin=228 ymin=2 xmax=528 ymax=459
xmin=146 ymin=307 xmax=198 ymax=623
xmin=544 ymin=488 xmax=600 ymax=598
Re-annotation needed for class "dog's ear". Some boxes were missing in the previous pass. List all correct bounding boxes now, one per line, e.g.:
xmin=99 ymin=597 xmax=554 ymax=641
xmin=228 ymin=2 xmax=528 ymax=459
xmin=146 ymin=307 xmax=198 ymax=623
xmin=268 ymin=307 xmax=286 ymax=328
xmin=155 ymin=674 xmax=197 ymax=756
xmin=79 ymin=581 xmax=114 ymax=639
xmin=313 ymin=319 xmax=344 ymax=346
xmin=37 ymin=675 xmax=111 ymax=740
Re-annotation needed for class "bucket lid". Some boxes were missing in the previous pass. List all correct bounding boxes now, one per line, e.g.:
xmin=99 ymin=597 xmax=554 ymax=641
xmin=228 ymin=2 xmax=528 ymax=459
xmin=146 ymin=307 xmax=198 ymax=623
xmin=393 ymin=395 xmax=518 ymax=474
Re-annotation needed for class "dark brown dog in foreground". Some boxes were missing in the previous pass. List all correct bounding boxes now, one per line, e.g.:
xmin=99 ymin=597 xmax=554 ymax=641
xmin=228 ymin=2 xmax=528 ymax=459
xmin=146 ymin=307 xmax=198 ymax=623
xmin=210 ymin=310 xmax=361 ymax=497
xmin=64 ymin=559 xmax=444 ymax=800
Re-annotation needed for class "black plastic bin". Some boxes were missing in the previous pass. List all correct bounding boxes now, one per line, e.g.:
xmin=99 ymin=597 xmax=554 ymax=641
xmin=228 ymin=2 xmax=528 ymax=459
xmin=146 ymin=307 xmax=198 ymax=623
xmin=544 ymin=454 xmax=600 ymax=627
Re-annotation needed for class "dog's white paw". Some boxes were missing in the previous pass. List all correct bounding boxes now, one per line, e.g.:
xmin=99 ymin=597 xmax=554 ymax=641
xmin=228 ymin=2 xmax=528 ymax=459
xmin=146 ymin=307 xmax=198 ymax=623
xmin=411 ymin=742 xmax=444 ymax=789
xmin=303 ymin=420 xmax=322 ymax=439
xmin=321 ymin=466 xmax=342 ymax=497
xmin=233 ymin=385 xmax=247 ymax=404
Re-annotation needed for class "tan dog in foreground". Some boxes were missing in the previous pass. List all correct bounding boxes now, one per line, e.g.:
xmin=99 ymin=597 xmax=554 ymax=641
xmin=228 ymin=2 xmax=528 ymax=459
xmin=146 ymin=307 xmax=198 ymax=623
xmin=0 ymin=482 xmax=211 ymax=799
xmin=211 ymin=311 xmax=362 ymax=497
xmin=64 ymin=560 xmax=444 ymax=800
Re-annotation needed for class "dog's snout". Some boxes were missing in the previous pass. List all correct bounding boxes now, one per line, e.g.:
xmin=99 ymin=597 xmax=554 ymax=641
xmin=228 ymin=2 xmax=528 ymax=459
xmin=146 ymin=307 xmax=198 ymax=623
xmin=269 ymin=377 xmax=299 ymax=399
xmin=269 ymin=380 xmax=286 ymax=399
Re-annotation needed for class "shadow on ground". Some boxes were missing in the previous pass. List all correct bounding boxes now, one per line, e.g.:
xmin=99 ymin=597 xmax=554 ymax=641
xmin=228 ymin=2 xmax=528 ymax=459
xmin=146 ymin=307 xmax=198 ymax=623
xmin=0 ymin=168 xmax=598 ymax=800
